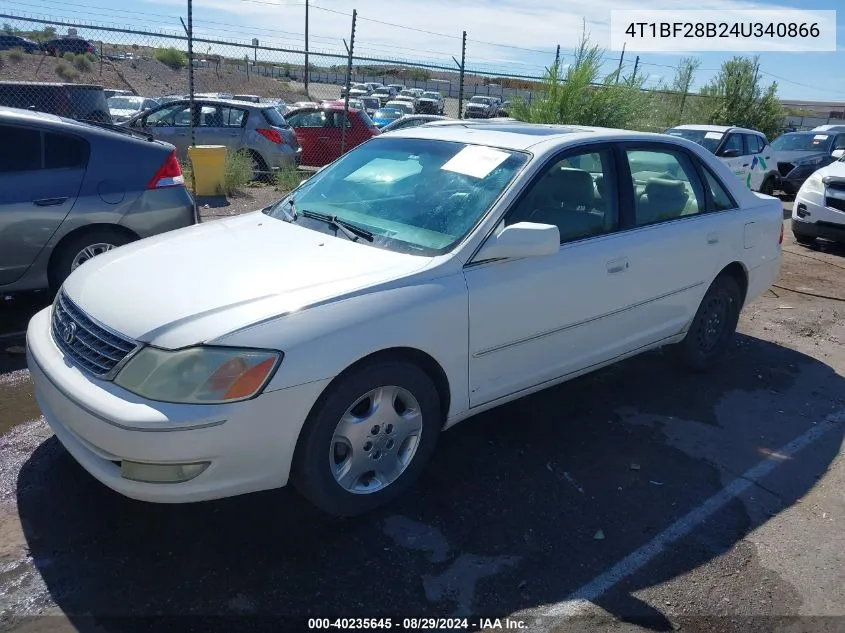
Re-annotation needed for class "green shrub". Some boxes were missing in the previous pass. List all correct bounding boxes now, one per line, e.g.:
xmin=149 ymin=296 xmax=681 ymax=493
xmin=220 ymin=151 xmax=254 ymax=195
xmin=0 ymin=54 xmax=4 ymax=70
xmin=55 ymin=63 xmax=79 ymax=81
xmin=154 ymin=47 xmax=186 ymax=71
xmin=8 ymin=47 xmax=24 ymax=62
xmin=181 ymin=157 xmax=195 ymax=193
xmin=73 ymin=54 xmax=93 ymax=72
xmin=62 ymin=51 xmax=74 ymax=62
xmin=275 ymin=166 xmax=304 ymax=192
xmin=84 ymin=52 xmax=96 ymax=62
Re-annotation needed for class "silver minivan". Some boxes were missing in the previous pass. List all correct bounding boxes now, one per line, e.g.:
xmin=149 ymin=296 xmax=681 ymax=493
xmin=124 ymin=98 xmax=301 ymax=178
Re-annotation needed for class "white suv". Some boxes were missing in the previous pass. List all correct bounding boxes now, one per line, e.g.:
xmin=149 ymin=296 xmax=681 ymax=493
xmin=792 ymin=155 xmax=845 ymax=245
xmin=666 ymin=125 xmax=780 ymax=195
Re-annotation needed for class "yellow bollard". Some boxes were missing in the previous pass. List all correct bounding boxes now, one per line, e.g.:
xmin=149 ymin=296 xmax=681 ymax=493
xmin=187 ymin=145 xmax=227 ymax=196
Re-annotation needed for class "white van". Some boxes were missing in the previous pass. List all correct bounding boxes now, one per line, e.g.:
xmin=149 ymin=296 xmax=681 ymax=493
xmin=665 ymin=125 xmax=779 ymax=195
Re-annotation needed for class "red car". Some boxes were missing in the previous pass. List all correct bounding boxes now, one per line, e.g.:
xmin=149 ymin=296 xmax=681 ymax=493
xmin=284 ymin=104 xmax=380 ymax=167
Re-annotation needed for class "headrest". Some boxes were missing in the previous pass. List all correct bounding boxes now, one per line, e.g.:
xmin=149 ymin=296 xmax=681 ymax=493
xmin=554 ymin=167 xmax=595 ymax=206
xmin=645 ymin=178 xmax=687 ymax=198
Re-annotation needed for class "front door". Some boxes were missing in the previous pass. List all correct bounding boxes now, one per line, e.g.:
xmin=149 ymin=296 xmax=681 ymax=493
xmin=718 ymin=132 xmax=750 ymax=188
xmin=141 ymin=102 xmax=194 ymax=158
xmin=194 ymin=103 xmax=247 ymax=152
xmin=465 ymin=145 xmax=641 ymax=407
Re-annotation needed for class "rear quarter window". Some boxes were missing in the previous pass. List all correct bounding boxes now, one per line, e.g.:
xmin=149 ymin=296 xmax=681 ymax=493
xmin=45 ymin=132 xmax=89 ymax=169
xmin=0 ymin=125 xmax=41 ymax=172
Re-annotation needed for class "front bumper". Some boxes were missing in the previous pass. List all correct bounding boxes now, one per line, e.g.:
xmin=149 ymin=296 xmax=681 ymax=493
xmin=26 ymin=306 xmax=329 ymax=503
xmin=417 ymin=102 xmax=440 ymax=114
xmin=792 ymin=218 xmax=845 ymax=243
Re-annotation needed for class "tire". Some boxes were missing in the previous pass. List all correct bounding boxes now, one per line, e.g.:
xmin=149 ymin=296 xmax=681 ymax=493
xmin=292 ymin=360 xmax=442 ymax=517
xmin=793 ymin=233 xmax=816 ymax=246
xmin=243 ymin=150 xmax=269 ymax=182
xmin=49 ymin=228 xmax=134 ymax=293
xmin=759 ymin=176 xmax=775 ymax=196
xmin=674 ymin=274 xmax=742 ymax=373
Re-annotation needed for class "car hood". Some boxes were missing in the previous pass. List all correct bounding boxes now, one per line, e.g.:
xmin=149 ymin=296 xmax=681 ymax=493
xmin=466 ymin=102 xmax=489 ymax=108
xmin=62 ymin=212 xmax=434 ymax=348
xmin=773 ymin=149 xmax=831 ymax=164
xmin=813 ymin=160 xmax=845 ymax=180
xmin=418 ymin=98 xmax=438 ymax=102
xmin=109 ymin=108 xmax=140 ymax=119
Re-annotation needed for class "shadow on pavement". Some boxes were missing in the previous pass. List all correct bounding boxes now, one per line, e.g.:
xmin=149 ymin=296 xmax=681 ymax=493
xmin=14 ymin=334 xmax=845 ymax=629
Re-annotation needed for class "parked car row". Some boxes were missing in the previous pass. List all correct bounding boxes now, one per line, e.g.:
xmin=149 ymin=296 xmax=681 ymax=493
xmin=0 ymin=34 xmax=97 ymax=56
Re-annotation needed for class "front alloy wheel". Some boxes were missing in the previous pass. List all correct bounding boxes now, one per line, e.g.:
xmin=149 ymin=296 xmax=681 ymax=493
xmin=292 ymin=360 xmax=442 ymax=517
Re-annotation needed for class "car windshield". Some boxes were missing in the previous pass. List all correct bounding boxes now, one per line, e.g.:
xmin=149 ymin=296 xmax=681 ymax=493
xmin=108 ymin=96 xmax=143 ymax=110
xmin=771 ymin=133 xmax=834 ymax=152
xmin=422 ymin=93 xmax=440 ymax=99
xmin=262 ymin=107 xmax=288 ymax=127
xmin=264 ymin=137 xmax=529 ymax=255
xmin=664 ymin=128 xmax=725 ymax=153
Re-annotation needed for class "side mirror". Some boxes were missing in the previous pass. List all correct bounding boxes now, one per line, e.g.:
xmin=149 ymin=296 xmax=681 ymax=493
xmin=832 ymin=149 xmax=845 ymax=160
xmin=474 ymin=222 xmax=560 ymax=262
xmin=719 ymin=148 xmax=742 ymax=158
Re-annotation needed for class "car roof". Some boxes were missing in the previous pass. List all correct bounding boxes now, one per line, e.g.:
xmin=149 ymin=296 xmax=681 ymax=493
xmin=169 ymin=97 xmax=271 ymax=109
xmin=384 ymin=122 xmax=695 ymax=152
xmin=0 ymin=105 xmax=65 ymax=124
xmin=811 ymin=124 xmax=845 ymax=132
xmin=671 ymin=123 xmax=765 ymax=136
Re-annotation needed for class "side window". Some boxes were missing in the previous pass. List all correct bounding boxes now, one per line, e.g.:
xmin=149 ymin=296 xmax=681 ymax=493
xmin=220 ymin=107 xmax=247 ymax=127
xmin=834 ymin=135 xmax=845 ymax=150
xmin=328 ymin=112 xmax=352 ymax=129
xmin=146 ymin=104 xmax=191 ymax=127
xmin=0 ymin=126 xmax=41 ymax=173
xmin=720 ymin=133 xmax=745 ymax=156
xmin=44 ymin=132 xmax=89 ymax=170
xmin=290 ymin=111 xmax=327 ymax=128
xmin=626 ymin=148 xmax=705 ymax=226
xmin=701 ymin=167 xmax=738 ymax=211
xmin=745 ymin=135 xmax=763 ymax=154
xmin=505 ymin=148 xmax=618 ymax=244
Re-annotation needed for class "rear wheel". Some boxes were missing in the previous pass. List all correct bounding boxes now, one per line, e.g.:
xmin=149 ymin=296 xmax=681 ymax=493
xmin=292 ymin=360 xmax=442 ymax=517
xmin=674 ymin=274 xmax=742 ymax=373
xmin=759 ymin=176 xmax=776 ymax=196
xmin=49 ymin=228 xmax=134 ymax=293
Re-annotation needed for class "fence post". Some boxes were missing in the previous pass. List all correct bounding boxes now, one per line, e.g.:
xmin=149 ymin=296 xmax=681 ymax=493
xmin=304 ymin=0 xmax=310 ymax=96
xmin=615 ymin=42 xmax=625 ymax=84
xmin=453 ymin=30 xmax=466 ymax=119
xmin=341 ymin=9 xmax=357 ymax=155
xmin=180 ymin=9 xmax=197 ymax=219
xmin=99 ymin=40 xmax=103 ymax=76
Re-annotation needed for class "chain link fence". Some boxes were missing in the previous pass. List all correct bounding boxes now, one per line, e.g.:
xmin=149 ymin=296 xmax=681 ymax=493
xmin=2 ymin=13 xmax=844 ymax=174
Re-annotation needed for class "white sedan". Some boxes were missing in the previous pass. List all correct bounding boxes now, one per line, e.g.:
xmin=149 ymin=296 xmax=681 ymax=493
xmin=26 ymin=121 xmax=783 ymax=517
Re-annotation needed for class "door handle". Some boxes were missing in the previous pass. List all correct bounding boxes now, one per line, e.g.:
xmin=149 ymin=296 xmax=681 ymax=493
xmin=318 ymin=136 xmax=330 ymax=141
xmin=742 ymin=163 xmax=750 ymax=167
xmin=606 ymin=257 xmax=629 ymax=274
xmin=32 ymin=197 xmax=67 ymax=207
xmin=707 ymin=232 xmax=720 ymax=245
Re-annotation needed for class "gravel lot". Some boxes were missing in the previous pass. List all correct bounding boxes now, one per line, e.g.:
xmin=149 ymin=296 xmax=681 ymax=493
xmin=1 ymin=201 xmax=844 ymax=632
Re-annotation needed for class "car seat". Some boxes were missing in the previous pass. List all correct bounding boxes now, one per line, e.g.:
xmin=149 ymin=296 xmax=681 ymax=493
xmin=637 ymin=178 xmax=689 ymax=225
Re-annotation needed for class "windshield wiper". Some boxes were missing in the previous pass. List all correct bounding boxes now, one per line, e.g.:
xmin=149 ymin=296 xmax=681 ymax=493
xmin=299 ymin=210 xmax=374 ymax=242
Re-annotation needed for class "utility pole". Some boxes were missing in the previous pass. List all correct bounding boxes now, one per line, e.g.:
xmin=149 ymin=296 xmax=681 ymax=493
xmin=615 ymin=42 xmax=626 ymax=84
xmin=631 ymin=55 xmax=640 ymax=82
xmin=341 ymin=9 xmax=356 ymax=154
xmin=180 ymin=2 xmax=197 ymax=221
xmin=554 ymin=44 xmax=560 ymax=74
xmin=304 ymin=0 xmax=309 ymax=96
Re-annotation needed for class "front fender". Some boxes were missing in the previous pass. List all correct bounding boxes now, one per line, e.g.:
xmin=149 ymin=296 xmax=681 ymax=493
xmin=211 ymin=270 xmax=471 ymax=420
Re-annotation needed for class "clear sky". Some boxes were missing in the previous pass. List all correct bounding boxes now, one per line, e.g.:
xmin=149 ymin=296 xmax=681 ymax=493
xmin=3 ymin=0 xmax=843 ymax=102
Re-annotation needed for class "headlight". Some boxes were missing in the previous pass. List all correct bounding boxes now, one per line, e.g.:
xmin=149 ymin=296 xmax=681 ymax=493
xmin=114 ymin=346 xmax=282 ymax=404
xmin=800 ymin=171 xmax=825 ymax=196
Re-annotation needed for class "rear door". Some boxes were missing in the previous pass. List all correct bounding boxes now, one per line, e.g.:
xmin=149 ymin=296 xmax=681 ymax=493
xmin=286 ymin=108 xmax=332 ymax=166
xmin=194 ymin=104 xmax=248 ymax=151
xmin=0 ymin=124 xmax=88 ymax=285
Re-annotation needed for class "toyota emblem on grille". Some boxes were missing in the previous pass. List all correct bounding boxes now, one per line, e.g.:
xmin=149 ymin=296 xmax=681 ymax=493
xmin=61 ymin=321 xmax=77 ymax=345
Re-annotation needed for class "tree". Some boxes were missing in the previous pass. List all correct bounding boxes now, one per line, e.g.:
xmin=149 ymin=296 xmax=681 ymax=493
xmin=2 ymin=23 xmax=15 ymax=35
xmin=698 ymin=55 xmax=784 ymax=140
xmin=510 ymin=25 xmax=647 ymax=129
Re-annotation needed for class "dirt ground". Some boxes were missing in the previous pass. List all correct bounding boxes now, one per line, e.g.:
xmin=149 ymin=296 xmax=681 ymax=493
xmin=1 ymin=206 xmax=844 ymax=632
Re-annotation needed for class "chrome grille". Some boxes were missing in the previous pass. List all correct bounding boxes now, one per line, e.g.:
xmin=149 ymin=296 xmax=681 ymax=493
xmin=50 ymin=291 xmax=138 ymax=378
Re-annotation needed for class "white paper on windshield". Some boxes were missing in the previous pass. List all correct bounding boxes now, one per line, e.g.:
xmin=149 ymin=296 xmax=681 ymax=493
xmin=814 ymin=134 xmax=829 ymax=140
xmin=704 ymin=131 xmax=723 ymax=140
xmin=441 ymin=145 xmax=510 ymax=179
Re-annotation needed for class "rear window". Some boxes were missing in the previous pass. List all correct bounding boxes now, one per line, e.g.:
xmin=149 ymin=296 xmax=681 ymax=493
xmin=0 ymin=83 xmax=109 ymax=122
xmin=262 ymin=107 xmax=289 ymax=127
xmin=68 ymin=88 xmax=111 ymax=123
